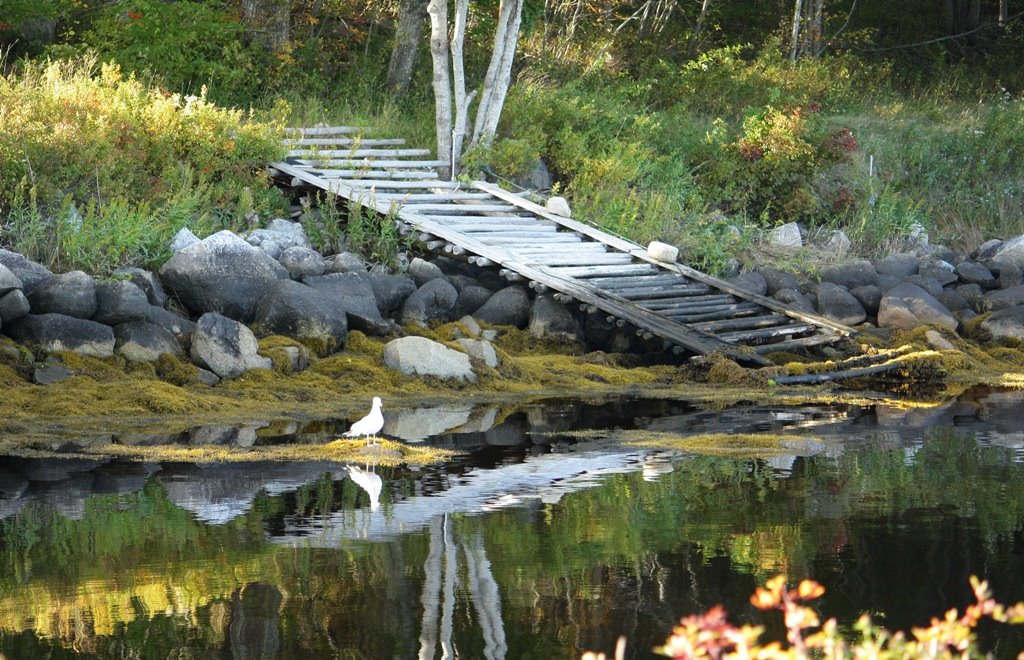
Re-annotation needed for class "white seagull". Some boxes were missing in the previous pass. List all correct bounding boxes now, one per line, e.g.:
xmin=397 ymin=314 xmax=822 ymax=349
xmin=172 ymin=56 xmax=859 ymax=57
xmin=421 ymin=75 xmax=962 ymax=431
xmin=343 ymin=396 xmax=384 ymax=445
xmin=346 ymin=465 xmax=383 ymax=511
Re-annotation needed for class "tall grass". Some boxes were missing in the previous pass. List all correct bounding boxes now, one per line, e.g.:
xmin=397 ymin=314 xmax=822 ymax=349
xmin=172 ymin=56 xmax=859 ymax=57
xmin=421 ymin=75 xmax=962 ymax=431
xmin=0 ymin=56 xmax=287 ymax=273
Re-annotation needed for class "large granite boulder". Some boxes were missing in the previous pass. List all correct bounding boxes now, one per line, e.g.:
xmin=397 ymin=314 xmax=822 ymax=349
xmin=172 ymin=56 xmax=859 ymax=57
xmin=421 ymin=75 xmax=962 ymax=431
xmin=877 ymin=282 xmax=958 ymax=331
xmin=27 ymin=270 xmax=97 ymax=319
xmin=982 ymin=285 xmax=1024 ymax=312
xmin=0 ymin=263 xmax=22 ymax=296
xmin=529 ymin=294 xmax=583 ymax=342
xmin=324 ymin=252 xmax=367 ymax=274
xmin=759 ymin=267 xmax=801 ymax=295
xmin=190 ymin=312 xmax=271 ymax=378
xmin=252 ymin=280 xmax=348 ymax=355
xmin=820 ymin=259 xmax=879 ymax=289
xmin=304 ymin=272 xmax=395 ymax=336
xmin=455 ymin=285 xmax=493 ymax=318
xmin=382 ymin=336 xmax=476 ymax=381
xmin=0 ymin=249 xmax=53 ymax=294
xmin=815 ymin=282 xmax=867 ymax=325
xmin=400 ymin=278 xmax=458 ymax=326
xmin=114 ymin=321 xmax=186 ymax=361
xmin=472 ymin=285 xmax=531 ymax=328
xmin=988 ymin=235 xmax=1024 ymax=269
xmin=729 ymin=271 xmax=768 ymax=296
xmin=5 ymin=313 xmax=115 ymax=358
xmin=158 ymin=230 xmax=288 ymax=322
xmin=979 ymin=306 xmax=1024 ymax=342
xmin=408 ymin=257 xmax=445 ymax=286
xmin=0 ymin=290 xmax=31 ymax=325
xmin=93 ymin=280 xmax=150 ymax=325
xmin=875 ymin=252 xmax=920 ymax=279
xmin=144 ymin=305 xmax=197 ymax=348
xmin=955 ymin=261 xmax=996 ymax=289
xmin=366 ymin=272 xmax=417 ymax=317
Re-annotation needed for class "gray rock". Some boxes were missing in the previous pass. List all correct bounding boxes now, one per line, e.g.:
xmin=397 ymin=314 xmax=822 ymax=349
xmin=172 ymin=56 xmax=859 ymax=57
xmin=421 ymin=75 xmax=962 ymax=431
xmin=773 ymin=288 xmax=816 ymax=313
xmin=455 ymin=338 xmax=500 ymax=368
xmin=93 ymin=280 xmax=150 ymax=325
xmin=266 ymin=344 xmax=310 ymax=373
xmin=400 ymin=278 xmax=458 ymax=326
xmin=190 ymin=312 xmax=271 ymax=379
xmin=974 ymin=239 xmax=1003 ymax=261
xmin=905 ymin=274 xmax=944 ymax=297
xmin=253 ymin=280 xmax=348 ymax=355
xmin=5 ymin=313 xmax=115 ymax=357
xmin=919 ymin=260 xmax=958 ymax=286
xmin=0 ymin=249 xmax=53 ymax=294
xmin=472 ymin=285 xmax=531 ymax=328
xmin=158 ymin=230 xmax=289 ymax=322
xmin=114 ymin=321 xmax=186 ymax=361
xmin=367 ymin=272 xmax=418 ymax=316
xmin=956 ymin=283 xmax=986 ymax=312
xmin=767 ymin=222 xmax=802 ymax=249
xmin=265 ymin=218 xmax=311 ymax=249
xmin=822 ymin=229 xmax=851 ymax=258
xmin=877 ymin=282 xmax=957 ymax=331
xmin=759 ymin=267 xmax=801 ymax=295
xmin=936 ymin=287 xmax=970 ymax=312
xmin=995 ymin=264 xmax=1023 ymax=289
xmin=0 ymin=263 xmax=22 ymax=295
xmin=815 ymin=282 xmax=867 ymax=325
xmin=27 ymin=270 xmax=97 ymax=319
xmin=546 ymin=196 xmax=571 ymax=217
xmin=0 ymin=290 xmax=31 ymax=324
xmin=382 ymin=336 xmax=475 ymax=382
xmin=446 ymin=274 xmax=478 ymax=293
xmin=955 ymin=261 xmax=995 ymax=288
xmin=729 ymin=271 xmax=768 ymax=296
xmin=33 ymin=361 xmax=74 ymax=385
xmin=324 ymin=252 xmax=367 ymax=274
xmin=169 ymin=227 xmax=200 ymax=252
xmin=849 ymin=285 xmax=882 ymax=316
xmin=455 ymin=285 xmax=494 ymax=318
xmin=979 ymin=306 xmax=1024 ymax=342
xmin=456 ymin=315 xmax=483 ymax=339
xmin=408 ymin=257 xmax=445 ymax=286
xmin=925 ymin=329 xmax=956 ymax=351
xmin=278 ymin=246 xmax=326 ymax=280
xmin=820 ymin=259 xmax=879 ymax=289
xmin=144 ymin=305 xmax=196 ymax=348
xmin=115 ymin=267 xmax=168 ymax=307
xmin=875 ymin=253 xmax=920 ymax=278
xmin=529 ymin=294 xmax=583 ymax=342
xmin=514 ymin=158 xmax=553 ymax=191
xmin=989 ymin=235 xmax=1024 ymax=269
xmin=982 ymin=285 xmax=1024 ymax=312
xmin=304 ymin=272 xmax=395 ymax=336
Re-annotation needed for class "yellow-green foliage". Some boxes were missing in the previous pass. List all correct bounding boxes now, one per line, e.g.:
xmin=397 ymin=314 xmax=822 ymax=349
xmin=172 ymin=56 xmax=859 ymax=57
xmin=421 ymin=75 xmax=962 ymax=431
xmin=623 ymin=430 xmax=820 ymax=457
xmin=0 ymin=56 xmax=286 ymax=273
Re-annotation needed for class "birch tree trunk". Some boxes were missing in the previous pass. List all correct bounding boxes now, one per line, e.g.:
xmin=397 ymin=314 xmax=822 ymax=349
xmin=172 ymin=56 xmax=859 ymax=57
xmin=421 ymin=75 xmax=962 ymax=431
xmin=387 ymin=0 xmax=428 ymax=97
xmin=450 ymin=0 xmax=475 ymax=176
xmin=427 ymin=0 xmax=453 ymax=180
xmin=789 ymin=0 xmax=803 ymax=60
xmin=688 ymin=0 xmax=713 ymax=58
xmin=241 ymin=0 xmax=291 ymax=54
xmin=470 ymin=0 xmax=525 ymax=147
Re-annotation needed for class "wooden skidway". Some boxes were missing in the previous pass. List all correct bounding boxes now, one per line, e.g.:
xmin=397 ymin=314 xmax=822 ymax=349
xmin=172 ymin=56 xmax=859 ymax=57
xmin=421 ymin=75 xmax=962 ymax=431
xmin=271 ymin=127 xmax=852 ymax=366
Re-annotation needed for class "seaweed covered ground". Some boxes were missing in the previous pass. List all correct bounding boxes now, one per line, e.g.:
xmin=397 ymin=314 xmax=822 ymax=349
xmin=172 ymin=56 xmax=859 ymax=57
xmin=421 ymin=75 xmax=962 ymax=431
xmin=1 ymin=321 xmax=1023 ymax=465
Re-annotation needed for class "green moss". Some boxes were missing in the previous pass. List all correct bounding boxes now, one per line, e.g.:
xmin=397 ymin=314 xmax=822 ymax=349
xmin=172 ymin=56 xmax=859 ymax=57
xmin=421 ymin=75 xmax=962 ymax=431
xmin=155 ymin=354 xmax=202 ymax=386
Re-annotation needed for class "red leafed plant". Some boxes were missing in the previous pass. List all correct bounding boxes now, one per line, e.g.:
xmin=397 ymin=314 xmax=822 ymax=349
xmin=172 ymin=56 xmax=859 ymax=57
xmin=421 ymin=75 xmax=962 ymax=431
xmin=584 ymin=575 xmax=1024 ymax=660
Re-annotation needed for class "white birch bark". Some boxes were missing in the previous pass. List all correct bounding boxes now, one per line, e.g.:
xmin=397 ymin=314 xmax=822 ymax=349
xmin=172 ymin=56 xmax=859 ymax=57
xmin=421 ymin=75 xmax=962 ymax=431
xmin=451 ymin=0 xmax=474 ymax=176
xmin=471 ymin=0 xmax=524 ymax=146
xmin=417 ymin=516 xmax=444 ymax=660
xmin=789 ymin=0 xmax=804 ymax=60
xmin=427 ymin=0 xmax=453 ymax=179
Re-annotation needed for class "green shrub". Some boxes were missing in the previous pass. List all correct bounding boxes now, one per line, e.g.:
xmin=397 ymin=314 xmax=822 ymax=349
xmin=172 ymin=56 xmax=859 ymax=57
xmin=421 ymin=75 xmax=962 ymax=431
xmin=0 ymin=56 xmax=286 ymax=273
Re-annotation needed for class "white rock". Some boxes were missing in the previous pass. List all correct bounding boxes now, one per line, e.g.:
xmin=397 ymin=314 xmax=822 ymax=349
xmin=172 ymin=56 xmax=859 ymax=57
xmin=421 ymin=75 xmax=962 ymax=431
xmin=768 ymin=222 xmax=802 ymax=249
xmin=647 ymin=241 xmax=679 ymax=263
xmin=545 ymin=196 xmax=571 ymax=217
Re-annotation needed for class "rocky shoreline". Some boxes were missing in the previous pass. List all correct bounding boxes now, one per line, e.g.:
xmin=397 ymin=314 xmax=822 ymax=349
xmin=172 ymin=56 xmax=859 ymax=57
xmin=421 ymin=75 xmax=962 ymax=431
xmin=1 ymin=217 xmax=1024 ymax=388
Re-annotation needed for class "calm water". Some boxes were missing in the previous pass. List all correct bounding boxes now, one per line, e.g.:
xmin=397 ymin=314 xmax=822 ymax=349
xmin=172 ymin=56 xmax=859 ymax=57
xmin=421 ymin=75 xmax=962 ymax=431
xmin=1 ymin=390 xmax=1024 ymax=658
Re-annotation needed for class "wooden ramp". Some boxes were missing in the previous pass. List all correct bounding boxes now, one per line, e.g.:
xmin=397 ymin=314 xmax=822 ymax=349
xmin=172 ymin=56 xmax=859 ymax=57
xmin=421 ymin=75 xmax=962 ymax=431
xmin=271 ymin=127 xmax=852 ymax=366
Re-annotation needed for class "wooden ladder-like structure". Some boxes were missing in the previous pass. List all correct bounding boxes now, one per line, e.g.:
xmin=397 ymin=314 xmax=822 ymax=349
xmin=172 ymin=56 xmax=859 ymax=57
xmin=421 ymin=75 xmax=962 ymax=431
xmin=270 ymin=126 xmax=852 ymax=366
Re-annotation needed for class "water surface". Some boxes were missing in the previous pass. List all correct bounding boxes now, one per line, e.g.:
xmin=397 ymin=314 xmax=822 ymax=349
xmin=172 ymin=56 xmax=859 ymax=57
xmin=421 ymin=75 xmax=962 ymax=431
xmin=1 ymin=389 xmax=1023 ymax=658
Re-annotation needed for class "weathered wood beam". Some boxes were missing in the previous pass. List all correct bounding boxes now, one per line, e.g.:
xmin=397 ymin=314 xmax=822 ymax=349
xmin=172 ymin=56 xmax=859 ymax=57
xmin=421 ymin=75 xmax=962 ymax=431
xmin=639 ymin=294 xmax=736 ymax=310
xmin=288 ymin=148 xmax=432 ymax=158
xmin=715 ymin=324 xmax=816 ymax=343
xmin=691 ymin=314 xmax=788 ymax=333
xmin=284 ymin=126 xmax=368 ymax=135
xmin=288 ymin=138 xmax=406 ymax=146
xmin=408 ymin=203 xmax=519 ymax=214
xmin=547 ymin=264 xmax=659 ymax=278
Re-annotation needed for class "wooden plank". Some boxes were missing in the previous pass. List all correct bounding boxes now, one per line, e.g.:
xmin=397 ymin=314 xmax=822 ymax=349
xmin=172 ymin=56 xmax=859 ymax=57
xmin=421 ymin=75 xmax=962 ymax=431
xmin=473 ymin=180 xmax=852 ymax=336
xmin=283 ymin=126 xmax=367 ymax=135
xmin=590 ymin=274 xmax=690 ymax=288
xmin=752 ymin=333 xmax=842 ymax=354
xmin=320 ymin=171 xmax=441 ymax=180
xmin=300 ymin=158 xmax=447 ymax=168
xmin=509 ymin=242 xmax=608 ymax=252
xmin=351 ymin=192 xmax=491 ymax=202
xmin=407 ymin=203 xmax=519 ymax=214
xmin=615 ymin=285 xmax=714 ymax=300
xmin=547 ymin=264 xmax=659 ymax=278
xmin=640 ymin=295 xmax=737 ymax=310
xmin=426 ymin=214 xmax=533 ymax=223
xmin=288 ymin=138 xmax=406 ymax=146
xmin=665 ymin=303 xmax=764 ymax=320
xmin=691 ymin=314 xmax=788 ymax=332
xmin=477 ymin=235 xmax=584 ymax=244
xmin=716 ymin=324 xmax=816 ymax=343
xmin=288 ymin=148 xmax=431 ymax=158
xmin=331 ymin=179 xmax=453 ymax=188
xmin=522 ymin=253 xmax=635 ymax=266
xmin=668 ymin=307 xmax=765 ymax=324
xmin=460 ymin=228 xmax=561 ymax=237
